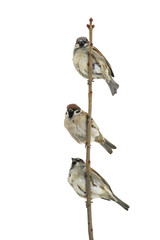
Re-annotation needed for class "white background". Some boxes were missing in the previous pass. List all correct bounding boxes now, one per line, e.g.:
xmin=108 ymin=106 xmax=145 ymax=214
xmin=0 ymin=0 xmax=160 ymax=239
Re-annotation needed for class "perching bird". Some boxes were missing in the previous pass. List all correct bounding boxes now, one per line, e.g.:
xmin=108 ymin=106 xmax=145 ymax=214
xmin=68 ymin=158 xmax=129 ymax=211
xmin=64 ymin=104 xmax=116 ymax=154
xmin=73 ymin=37 xmax=119 ymax=95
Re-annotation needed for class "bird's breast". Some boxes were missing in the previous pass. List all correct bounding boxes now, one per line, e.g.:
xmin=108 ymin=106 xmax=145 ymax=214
xmin=73 ymin=49 xmax=89 ymax=78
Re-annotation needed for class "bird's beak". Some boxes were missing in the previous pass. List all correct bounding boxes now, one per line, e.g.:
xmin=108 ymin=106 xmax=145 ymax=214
xmin=79 ymin=40 xmax=85 ymax=47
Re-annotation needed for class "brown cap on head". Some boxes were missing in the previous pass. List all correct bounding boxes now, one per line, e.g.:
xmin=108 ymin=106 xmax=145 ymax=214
xmin=67 ymin=104 xmax=81 ymax=110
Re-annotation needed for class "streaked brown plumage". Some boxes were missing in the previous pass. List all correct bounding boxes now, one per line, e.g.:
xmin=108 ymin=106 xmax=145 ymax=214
xmin=68 ymin=158 xmax=130 ymax=211
xmin=73 ymin=37 xmax=119 ymax=96
xmin=64 ymin=104 xmax=116 ymax=154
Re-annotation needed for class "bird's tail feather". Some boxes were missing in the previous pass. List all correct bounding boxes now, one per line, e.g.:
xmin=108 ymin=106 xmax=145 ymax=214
xmin=114 ymin=194 xmax=130 ymax=211
xmin=106 ymin=78 xmax=119 ymax=96
xmin=99 ymin=138 xmax=116 ymax=154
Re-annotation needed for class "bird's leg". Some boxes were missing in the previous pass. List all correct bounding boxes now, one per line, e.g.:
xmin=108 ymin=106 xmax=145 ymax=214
xmin=85 ymin=141 xmax=91 ymax=148
xmin=85 ymin=199 xmax=93 ymax=208
xmin=87 ymin=78 xmax=94 ymax=84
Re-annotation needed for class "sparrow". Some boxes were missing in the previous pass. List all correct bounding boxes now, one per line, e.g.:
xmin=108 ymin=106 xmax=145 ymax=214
xmin=73 ymin=37 xmax=119 ymax=96
xmin=64 ymin=104 xmax=116 ymax=154
xmin=68 ymin=158 xmax=129 ymax=211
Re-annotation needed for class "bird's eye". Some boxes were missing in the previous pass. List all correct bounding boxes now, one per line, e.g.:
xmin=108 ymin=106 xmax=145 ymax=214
xmin=65 ymin=111 xmax=67 ymax=115
xmin=75 ymin=110 xmax=80 ymax=114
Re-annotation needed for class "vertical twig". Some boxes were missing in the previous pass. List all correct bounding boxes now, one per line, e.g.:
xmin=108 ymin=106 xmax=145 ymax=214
xmin=86 ymin=18 xmax=95 ymax=240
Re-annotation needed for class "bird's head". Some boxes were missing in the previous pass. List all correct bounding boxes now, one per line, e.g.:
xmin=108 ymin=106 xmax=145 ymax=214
xmin=71 ymin=158 xmax=85 ymax=169
xmin=65 ymin=104 xmax=82 ymax=119
xmin=75 ymin=37 xmax=89 ymax=48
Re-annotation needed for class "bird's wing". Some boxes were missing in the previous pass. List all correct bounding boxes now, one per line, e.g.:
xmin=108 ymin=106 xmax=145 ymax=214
xmin=91 ymin=118 xmax=99 ymax=129
xmin=85 ymin=113 xmax=99 ymax=131
xmin=73 ymin=167 xmax=87 ymax=195
xmin=90 ymin=168 xmax=113 ymax=193
xmin=92 ymin=46 xmax=114 ymax=77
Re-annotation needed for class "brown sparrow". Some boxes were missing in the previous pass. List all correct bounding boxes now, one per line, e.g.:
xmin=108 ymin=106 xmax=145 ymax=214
xmin=73 ymin=37 xmax=119 ymax=95
xmin=68 ymin=158 xmax=129 ymax=211
xmin=64 ymin=104 xmax=116 ymax=154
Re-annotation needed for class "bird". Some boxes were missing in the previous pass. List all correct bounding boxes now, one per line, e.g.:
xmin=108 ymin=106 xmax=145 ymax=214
xmin=64 ymin=104 xmax=116 ymax=154
xmin=73 ymin=37 xmax=119 ymax=96
xmin=68 ymin=158 xmax=129 ymax=211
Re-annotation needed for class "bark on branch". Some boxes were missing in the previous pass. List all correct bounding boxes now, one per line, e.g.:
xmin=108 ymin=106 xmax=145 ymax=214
xmin=86 ymin=18 xmax=95 ymax=240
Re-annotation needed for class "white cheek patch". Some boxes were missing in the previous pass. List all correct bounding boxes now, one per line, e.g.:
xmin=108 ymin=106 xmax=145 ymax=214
xmin=75 ymin=43 xmax=80 ymax=49
xmin=75 ymin=110 xmax=81 ymax=115
xmin=84 ymin=42 xmax=89 ymax=47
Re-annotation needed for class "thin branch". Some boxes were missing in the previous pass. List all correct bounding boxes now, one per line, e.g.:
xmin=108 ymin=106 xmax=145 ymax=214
xmin=86 ymin=18 xmax=95 ymax=240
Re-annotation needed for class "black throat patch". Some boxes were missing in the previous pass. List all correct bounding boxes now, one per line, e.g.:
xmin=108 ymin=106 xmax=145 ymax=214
xmin=68 ymin=110 xmax=74 ymax=119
